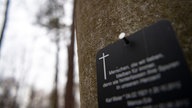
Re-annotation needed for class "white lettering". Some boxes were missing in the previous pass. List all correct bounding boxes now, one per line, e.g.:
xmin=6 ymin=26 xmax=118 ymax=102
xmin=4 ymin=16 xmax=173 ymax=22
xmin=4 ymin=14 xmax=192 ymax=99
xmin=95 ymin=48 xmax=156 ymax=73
xmin=158 ymin=61 xmax=180 ymax=72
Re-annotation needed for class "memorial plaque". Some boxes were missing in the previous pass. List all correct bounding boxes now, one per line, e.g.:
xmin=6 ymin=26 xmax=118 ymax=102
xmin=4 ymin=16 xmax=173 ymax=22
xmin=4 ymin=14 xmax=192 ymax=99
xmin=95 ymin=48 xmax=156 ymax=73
xmin=96 ymin=20 xmax=192 ymax=108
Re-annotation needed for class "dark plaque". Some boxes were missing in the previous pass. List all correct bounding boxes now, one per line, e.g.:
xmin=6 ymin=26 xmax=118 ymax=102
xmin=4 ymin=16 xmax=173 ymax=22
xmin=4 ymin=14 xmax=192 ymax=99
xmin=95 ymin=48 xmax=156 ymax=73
xmin=96 ymin=20 xmax=192 ymax=108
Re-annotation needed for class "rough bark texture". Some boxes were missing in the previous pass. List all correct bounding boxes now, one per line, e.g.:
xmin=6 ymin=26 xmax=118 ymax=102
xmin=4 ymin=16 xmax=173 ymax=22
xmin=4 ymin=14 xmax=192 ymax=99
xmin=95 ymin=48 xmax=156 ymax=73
xmin=75 ymin=0 xmax=192 ymax=108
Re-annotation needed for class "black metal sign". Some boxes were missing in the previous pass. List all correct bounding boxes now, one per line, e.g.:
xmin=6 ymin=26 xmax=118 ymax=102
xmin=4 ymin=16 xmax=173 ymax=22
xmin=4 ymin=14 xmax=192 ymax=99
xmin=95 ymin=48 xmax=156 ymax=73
xmin=96 ymin=20 xmax=192 ymax=108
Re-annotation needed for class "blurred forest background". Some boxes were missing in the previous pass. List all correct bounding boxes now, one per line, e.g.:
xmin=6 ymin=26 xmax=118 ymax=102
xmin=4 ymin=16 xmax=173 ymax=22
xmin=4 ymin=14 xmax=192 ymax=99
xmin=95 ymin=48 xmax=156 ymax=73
xmin=0 ymin=0 xmax=79 ymax=108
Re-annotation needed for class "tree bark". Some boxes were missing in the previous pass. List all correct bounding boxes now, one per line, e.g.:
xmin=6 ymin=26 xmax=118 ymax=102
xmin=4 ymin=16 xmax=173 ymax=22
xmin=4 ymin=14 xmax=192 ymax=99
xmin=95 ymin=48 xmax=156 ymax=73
xmin=75 ymin=0 xmax=192 ymax=108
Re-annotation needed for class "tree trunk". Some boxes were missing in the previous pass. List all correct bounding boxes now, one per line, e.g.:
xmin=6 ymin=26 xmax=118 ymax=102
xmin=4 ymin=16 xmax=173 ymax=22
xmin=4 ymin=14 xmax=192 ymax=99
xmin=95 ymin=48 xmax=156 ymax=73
xmin=51 ymin=39 xmax=60 ymax=108
xmin=0 ymin=0 xmax=10 ymax=50
xmin=64 ymin=0 xmax=76 ymax=108
xmin=75 ymin=0 xmax=192 ymax=108
xmin=50 ymin=86 xmax=58 ymax=108
xmin=64 ymin=25 xmax=75 ymax=108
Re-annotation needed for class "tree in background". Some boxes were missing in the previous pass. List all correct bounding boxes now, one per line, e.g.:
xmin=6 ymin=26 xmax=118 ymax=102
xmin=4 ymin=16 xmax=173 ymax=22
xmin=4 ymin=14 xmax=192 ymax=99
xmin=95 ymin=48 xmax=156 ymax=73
xmin=36 ymin=0 xmax=63 ymax=107
xmin=27 ymin=87 xmax=50 ymax=108
xmin=36 ymin=0 xmax=75 ymax=108
xmin=64 ymin=0 xmax=76 ymax=107
xmin=0 ymin=0 xmax=10 ymax=51
xmin=0 ymin=77 xmax=19 ymax=108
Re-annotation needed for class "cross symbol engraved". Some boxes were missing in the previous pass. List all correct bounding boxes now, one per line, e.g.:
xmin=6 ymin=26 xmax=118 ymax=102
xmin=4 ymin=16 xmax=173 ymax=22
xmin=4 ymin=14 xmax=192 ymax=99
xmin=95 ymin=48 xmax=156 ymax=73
xmin=99 ymin=53 xmax=109 ymax=80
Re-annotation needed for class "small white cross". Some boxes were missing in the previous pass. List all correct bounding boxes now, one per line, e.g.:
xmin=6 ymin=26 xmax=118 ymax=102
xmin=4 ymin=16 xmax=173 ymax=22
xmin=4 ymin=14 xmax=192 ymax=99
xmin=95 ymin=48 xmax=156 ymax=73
xmin=99 ymin=53 xmax=109 ymax=80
